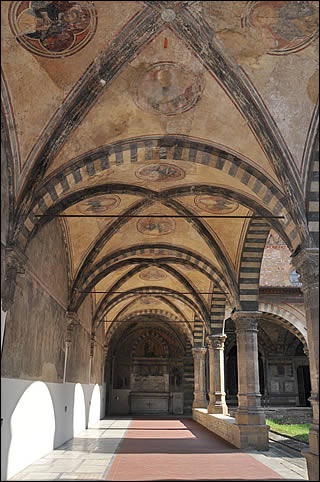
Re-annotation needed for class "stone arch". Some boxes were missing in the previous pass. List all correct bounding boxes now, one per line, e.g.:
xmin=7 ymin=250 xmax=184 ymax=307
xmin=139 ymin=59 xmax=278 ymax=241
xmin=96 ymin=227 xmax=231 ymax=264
xmin=94 ymin=287 xmax=209 ymax=330
xmin=302 ymin=111 xmax=319 ymax=248
xmin=17 ymin=136 xmax=300 ymax=253
xmin=258 ymin=303 xmax=307 ymax=348
xmin=238 ymin=219 xmax=271 ymax=311
xmin=74 ymin=244 xmax=233 ymax=309
xmin=87 ymin=263 xmax=210 ymax=332
xmin=209 ymin=289 xmax=226 ymax=335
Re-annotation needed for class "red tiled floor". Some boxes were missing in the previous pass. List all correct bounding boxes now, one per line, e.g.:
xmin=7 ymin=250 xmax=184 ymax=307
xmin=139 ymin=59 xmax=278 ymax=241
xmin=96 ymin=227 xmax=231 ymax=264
xmin=105 ymin=418 xmax=283 ymax=480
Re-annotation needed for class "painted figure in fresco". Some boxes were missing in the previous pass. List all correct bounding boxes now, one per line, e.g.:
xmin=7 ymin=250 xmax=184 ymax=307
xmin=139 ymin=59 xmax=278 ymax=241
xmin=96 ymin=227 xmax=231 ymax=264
xmin=142 ymin=220 xmax=173 ymax=235
xmin=136 ymin=163 xmax=185 ymax=182
xmin=140 ymin=268 xmax=167 ymax=281
xmin=195 ymin=195 xmax=238 ymax=214
xmin=21 ymin=1 xmax=90 ymax=52
xmin=248 ymin=1 xmax=318 ymax=52
xmin=144 ymin=340 xmax=156 ymax=357
xmin=133 ymin=63 xmax=203 ymax=116
xmin=82 ymin=199 xmax=106 ymax=213
xmin=146 ymin=164 xmax=179 ymax=181
xmin=204 ymin=198 xmax=235 ymax=211
xmin=148 ymin=68 xmax=199 ymax=115
xmin=77 ymin=195 xmax=120 ymax=214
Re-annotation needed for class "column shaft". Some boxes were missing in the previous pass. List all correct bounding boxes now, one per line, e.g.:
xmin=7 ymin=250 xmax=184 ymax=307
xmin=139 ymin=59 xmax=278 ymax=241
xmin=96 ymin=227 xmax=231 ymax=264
xmin=208 ymin=335 xmax=228 ymax=414
xmin=231 ymin=311 xmax=265 ymax=425
xmin=192 ymin=347 xmax=207 ymax=408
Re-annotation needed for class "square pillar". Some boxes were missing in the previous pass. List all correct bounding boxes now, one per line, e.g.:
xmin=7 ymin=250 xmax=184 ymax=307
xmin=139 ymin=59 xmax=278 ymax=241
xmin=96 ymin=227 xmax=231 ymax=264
xmin=207 ymin=335 xmax=229 ymax=415
xmin=192 ymin=347 xmax=207 ymax=408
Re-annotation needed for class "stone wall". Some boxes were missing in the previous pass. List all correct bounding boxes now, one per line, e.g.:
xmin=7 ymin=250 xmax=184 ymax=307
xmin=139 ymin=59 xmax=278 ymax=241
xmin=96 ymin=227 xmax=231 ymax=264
xmin=1 ymin=220 xmax=68 ymax=383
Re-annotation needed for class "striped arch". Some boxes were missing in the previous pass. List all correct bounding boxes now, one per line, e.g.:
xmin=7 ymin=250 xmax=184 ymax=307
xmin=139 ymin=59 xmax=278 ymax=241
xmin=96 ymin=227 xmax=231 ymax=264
xmin=71 ymin=244 xmax=233 ymax=310
xmin=94 ymin=287 xmax=209 ymax=329
xmin=104 ymin=309 xmax=193 ymax=347
xmin=304 ymin=126 xmax=319 ymax=247
xmin=88 ymin=262 xmax=210 ymax=329
xmin=238 ymin=219 xmax=270 ymax=310
xmin=258 ymin=302 xmax=307 ymax=348
xmin=1 ymin=75 xmax=17 ymax=241
xmin=193 ymin=319 xmax=204 ymax=347
xmin=210 ymin=290 xmax=226 ymax=335
xmin=17 ymin=136 xmax=300 ymax=253
xmin=121 ymin=309 xmax=193 ymax=337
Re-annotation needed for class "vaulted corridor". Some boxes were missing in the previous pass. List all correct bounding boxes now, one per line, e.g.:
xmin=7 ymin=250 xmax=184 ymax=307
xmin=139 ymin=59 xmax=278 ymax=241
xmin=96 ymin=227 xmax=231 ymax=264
xmin=8 ymin=417 xmax=307 ymax=481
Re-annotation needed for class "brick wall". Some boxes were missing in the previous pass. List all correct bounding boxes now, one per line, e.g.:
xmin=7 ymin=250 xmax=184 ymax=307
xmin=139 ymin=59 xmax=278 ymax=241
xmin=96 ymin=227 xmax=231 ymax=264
xmin=259 ymin=230 xmax=301 ymax=287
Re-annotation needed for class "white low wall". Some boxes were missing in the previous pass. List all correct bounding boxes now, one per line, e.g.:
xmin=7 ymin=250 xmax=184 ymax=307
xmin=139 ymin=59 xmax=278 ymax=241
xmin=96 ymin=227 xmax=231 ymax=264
xmin=1 ymin=378 xmax=106 ymax=480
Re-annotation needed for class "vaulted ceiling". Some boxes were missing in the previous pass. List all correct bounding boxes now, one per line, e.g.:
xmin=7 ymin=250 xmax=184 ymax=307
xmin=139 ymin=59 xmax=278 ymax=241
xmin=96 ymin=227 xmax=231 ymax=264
xmin=2 ymin=1 xmax=319 ymax=339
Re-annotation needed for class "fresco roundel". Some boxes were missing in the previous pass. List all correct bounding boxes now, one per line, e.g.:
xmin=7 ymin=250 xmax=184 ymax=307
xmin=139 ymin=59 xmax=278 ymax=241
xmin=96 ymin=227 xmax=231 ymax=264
xmin=139 ymin=268 xmax=167 ymax=281
xmin=140 ymin=296 xmax=160 ymax=305
xmin=194 ymin=195 xmax=239 ymax=214
xmin=135 ymin=163 xmax=185 ymax=182
xmin=243 ymin=1 xmax=319 ymax=55
xmin=9 ymin=1 xmax=97 ymax=58
xmin=132 ymin=62 xmax=203 ymax=116
xmin=137 ymin=216 xmax=176 ymax=236
xmin=77 ymin=195 xmax=120 ymax=214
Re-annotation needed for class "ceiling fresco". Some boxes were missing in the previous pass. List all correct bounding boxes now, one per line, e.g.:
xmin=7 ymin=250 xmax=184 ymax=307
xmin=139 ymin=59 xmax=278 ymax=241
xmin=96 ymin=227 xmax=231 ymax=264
xmin=2 ymin=1 xmax=318 ymax=342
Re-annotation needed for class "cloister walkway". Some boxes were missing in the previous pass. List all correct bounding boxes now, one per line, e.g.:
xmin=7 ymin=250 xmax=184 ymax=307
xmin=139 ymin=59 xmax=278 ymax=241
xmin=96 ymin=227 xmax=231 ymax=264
xmin=9 ymin=417 xmax=307 ymax=481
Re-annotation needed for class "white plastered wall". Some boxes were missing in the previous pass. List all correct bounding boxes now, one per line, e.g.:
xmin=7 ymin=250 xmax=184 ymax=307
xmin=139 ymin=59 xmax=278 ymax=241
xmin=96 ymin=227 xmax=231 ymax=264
xmin=1 ymin=378 xmax=106 ymax=480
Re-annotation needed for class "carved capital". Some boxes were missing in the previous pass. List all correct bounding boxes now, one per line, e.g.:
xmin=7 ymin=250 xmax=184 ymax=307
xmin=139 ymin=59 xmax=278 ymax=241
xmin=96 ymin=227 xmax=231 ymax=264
xmin=103 ymin=345 xmax=109 ymax=358
xmin=2 ymin=246 xmax=28 ymax=311
xmin=231 ymin=311 xmax=262 ymax=332
xmin=65 ymin=311 xmax=80 ymax=343
xmin=90 ymin=336 xmax=95 ymax=358
xmin=66 ymin=311 xmax=80 ymax=326
xmin=208 ymin=334 xmax=227 ymax=350
xmin=291 ymin=248 xmax=319 ymax=289
xmin=192 ymin=347 xmax=207 ymax=358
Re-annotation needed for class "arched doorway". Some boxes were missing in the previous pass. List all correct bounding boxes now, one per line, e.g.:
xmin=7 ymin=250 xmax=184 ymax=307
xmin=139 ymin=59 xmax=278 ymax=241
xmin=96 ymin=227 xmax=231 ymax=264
xmin=108 ymin=320 xmax=189 ymax=415
xmin=295 ymin=343 xmax=311 ymax=407
xmin=225 ymin=346 xmax=265 ymax=405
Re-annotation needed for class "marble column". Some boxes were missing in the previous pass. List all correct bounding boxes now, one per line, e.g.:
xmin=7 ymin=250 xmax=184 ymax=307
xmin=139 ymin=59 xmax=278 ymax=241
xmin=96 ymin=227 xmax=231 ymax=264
xmin=292 ymin=248 xmax=319 ymax=482
xmin=192 ymin=347 xmax=207 ymax=409
xmin=207 ymin=335 xmax=228 ymax=415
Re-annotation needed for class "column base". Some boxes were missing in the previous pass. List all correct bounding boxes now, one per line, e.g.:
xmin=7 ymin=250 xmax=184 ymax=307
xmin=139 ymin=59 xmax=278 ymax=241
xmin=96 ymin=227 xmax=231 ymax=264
xmin=237 ymin=424 xmax=269 ymax=451
xmin=193 ymin=394 xmax=207 ymax=409
xmin=193 ymin=400 xmax=208 ymax=409
xmin=208 ymin=403 xmax=229 ymax=415
xmin=235 ymin=410 xmax=265 ymax=425
xmin=302 ymin=449 xmax=319 ymax=482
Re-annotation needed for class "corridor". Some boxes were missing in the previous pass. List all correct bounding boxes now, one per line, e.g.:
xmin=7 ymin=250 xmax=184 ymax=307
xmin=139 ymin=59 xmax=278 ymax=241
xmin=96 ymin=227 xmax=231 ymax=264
xmin=9 ymin=417 xmax=307 ymax=481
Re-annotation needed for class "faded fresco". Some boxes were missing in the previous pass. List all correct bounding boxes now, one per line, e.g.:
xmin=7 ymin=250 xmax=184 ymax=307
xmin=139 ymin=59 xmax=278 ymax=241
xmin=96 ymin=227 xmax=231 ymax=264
xmin=139 ymin=268 xmax=167 ymax=281
xmin=135 ymin=163 xmax=185 ymax=182
xmin=194 ymin=195 xmax=239 ymax=214
xmin=243 ymin=1 xmax=319 ymax=55
xmin=132 ymin=62 xmax=203 ymax=115
xmin=137 ymin=216 xmax=176 ymax=236
xmin=140 ymin=296 xmax=161 ymax=305
xmin=77 ymin=195 xmax=120 ymax=214
xmin=9 ymin=1 xmax=97 ymax=57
